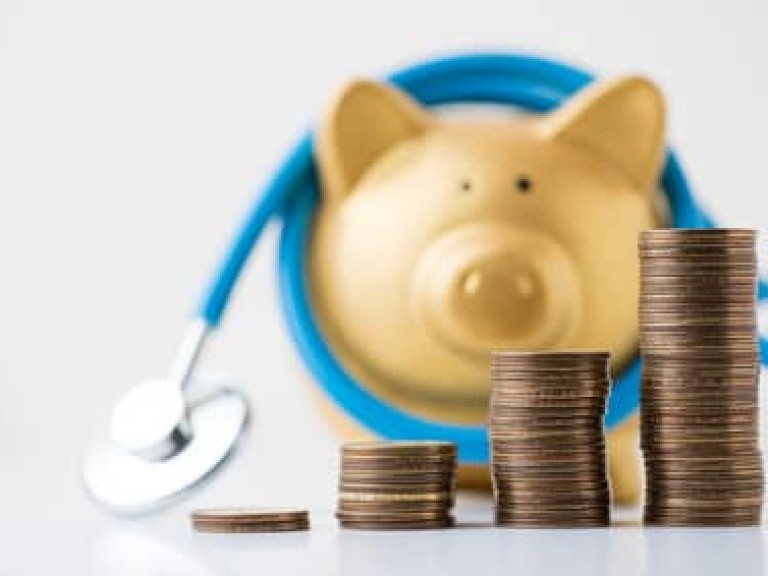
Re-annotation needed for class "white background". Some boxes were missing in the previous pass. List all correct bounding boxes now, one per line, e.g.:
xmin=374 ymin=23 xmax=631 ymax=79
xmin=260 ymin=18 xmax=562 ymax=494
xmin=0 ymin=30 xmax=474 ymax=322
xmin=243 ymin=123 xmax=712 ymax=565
xmin=1 ymin=0 xmax=768 ymax=573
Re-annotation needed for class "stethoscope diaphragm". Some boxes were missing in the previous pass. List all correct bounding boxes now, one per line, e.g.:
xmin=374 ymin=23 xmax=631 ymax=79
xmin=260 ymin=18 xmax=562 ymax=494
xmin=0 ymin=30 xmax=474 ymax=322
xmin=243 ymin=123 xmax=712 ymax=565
xmin=83 ymin=381 xmax=248 ymax=514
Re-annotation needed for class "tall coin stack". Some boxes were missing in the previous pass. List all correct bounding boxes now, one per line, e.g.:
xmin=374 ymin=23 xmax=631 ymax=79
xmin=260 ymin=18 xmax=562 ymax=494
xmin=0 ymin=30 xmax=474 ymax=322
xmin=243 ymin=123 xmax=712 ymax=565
xmin=639 ymin=228 xmax=764 ymax=526
xmin=336 ymin=441 xmax=457 ymax=529
xmin=489 ymin=351 xmax=611 ymax=527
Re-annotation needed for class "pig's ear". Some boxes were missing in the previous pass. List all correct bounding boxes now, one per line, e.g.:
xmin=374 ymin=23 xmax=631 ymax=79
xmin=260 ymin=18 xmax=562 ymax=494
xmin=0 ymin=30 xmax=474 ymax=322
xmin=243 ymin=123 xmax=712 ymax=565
xmin=316 ymin=79 xmax=433 ymax=201
xmin=542 ymin=76 xmax=666 ymax=189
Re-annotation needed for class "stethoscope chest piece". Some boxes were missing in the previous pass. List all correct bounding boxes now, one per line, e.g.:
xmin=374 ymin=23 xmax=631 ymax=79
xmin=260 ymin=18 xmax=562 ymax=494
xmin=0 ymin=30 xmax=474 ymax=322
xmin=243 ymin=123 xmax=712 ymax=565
xmin=83 ymin=382 xmax=248 ymax=514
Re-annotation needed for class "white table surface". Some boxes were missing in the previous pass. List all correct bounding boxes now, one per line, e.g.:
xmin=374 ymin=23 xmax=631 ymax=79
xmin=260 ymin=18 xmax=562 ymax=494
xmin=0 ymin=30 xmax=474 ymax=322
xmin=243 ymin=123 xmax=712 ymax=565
xmin=2 ymin=496 xmax=766 ymax=575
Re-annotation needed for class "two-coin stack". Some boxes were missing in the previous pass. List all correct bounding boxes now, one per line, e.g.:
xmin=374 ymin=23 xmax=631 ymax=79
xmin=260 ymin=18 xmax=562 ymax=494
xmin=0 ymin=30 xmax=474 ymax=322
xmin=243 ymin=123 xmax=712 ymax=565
xmin=489 ymin=351 xmax=611 ymax=527
xmin=336 ymin=441 xmax=457 ymax=529
xmin=191 ymin=508 xmax=310 ymax=533
xmin=639 ymin=228 xmax=764 ymax=527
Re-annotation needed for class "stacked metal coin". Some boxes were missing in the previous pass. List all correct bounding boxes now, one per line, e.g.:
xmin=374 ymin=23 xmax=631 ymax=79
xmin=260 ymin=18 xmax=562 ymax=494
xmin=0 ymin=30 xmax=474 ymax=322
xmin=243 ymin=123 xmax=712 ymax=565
xmin=191 ymin=508 xmax=310 ymax=533
xmin=336 ymin=441 xmax=457 ymax=529
xmin=639 ymin=228 xmax=763 ymax=527
xmin=489 ymin=351 xmax=611 ymax=527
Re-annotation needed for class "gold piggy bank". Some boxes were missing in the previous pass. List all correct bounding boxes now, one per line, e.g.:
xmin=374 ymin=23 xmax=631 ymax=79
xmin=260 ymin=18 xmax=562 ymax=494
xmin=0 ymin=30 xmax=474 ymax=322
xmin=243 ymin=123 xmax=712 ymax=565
xmin=308 ymin=75 xmax=668 ymax=504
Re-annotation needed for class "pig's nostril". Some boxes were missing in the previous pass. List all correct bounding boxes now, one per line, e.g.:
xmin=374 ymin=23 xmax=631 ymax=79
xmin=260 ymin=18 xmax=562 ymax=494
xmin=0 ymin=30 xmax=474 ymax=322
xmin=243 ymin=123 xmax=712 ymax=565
xmin=513 ymin=273 xmax=535 ymax=298
xmin=461 ymin=270 xmax=483 ymax=296
xmin=461 ymin=268 xmax=537 ymax=299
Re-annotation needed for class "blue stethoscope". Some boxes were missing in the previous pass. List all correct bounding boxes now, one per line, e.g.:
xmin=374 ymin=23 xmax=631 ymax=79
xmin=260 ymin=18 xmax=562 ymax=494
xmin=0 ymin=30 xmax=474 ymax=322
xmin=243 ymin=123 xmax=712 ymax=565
xmin=82 ymin=52 xmax=768 ymax=514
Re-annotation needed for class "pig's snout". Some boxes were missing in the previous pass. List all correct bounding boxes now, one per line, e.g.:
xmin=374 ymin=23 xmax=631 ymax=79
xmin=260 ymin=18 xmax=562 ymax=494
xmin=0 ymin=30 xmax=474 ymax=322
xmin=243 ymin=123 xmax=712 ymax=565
xmin=412 ymin=225 xmax=581 ymax=361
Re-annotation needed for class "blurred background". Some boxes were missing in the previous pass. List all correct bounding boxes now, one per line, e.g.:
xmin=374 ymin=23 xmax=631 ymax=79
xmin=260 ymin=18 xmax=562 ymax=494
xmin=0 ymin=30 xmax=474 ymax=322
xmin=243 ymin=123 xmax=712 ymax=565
xmin=1 ymin=0 xmax=767 ymax=568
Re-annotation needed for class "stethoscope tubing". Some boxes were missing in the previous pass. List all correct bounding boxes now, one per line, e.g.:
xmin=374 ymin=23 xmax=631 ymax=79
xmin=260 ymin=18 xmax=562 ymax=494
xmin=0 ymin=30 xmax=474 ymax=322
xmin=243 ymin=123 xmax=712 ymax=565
xmin=194 ymin=52 xmax=768 ymax=463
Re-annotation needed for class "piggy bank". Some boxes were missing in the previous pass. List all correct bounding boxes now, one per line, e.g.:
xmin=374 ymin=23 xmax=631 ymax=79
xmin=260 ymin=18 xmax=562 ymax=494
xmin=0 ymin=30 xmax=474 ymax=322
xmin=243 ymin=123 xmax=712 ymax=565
xmin=308 ymin=75 xmax=667 ymax=503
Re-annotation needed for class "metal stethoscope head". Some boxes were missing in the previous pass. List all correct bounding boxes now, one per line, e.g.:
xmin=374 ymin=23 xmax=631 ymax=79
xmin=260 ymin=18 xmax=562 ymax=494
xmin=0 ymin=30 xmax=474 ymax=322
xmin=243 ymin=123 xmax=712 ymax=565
xmin=82 ymin=320 xmax=249 ymax=514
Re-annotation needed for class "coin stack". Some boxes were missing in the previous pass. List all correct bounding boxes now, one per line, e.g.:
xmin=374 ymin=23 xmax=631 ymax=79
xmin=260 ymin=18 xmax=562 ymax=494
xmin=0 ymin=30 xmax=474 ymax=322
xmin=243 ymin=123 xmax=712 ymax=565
xmin=336 ymin=441 xmax=457 ymax=529
xmin=639 ymin=228 xmax=763 ymax=527
xmin=489 ymin=351 xmax=611 ymax=527
xmin=191 ymin=508 xmax=310 ymax=533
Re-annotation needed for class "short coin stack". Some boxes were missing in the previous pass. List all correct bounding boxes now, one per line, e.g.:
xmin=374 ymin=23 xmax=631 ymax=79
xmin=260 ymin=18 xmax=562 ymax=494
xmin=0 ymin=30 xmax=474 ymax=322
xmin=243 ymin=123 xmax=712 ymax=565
xmin=191 ymin=508 xmax=310 ymax=533
xmin=336 ymin=441 xmax=457 ymax=529
xmin=639 ymin=228 xmax=763 ymax=526
xmin=489 ymin=351 xmax=611 ymax=527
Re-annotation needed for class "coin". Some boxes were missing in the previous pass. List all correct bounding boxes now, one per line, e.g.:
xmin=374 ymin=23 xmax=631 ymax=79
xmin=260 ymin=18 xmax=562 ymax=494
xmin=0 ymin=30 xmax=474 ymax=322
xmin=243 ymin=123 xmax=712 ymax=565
xmin=338 ymin=481 xmax=454 ymax=492
xmin=495 ymin=512 xmax=609 ymax=528
xmin=645 ymin=486 xmax=764 ymax=501
xmin=339 ymin=470 xmax=456 ymax=481
xmin=338 ymin=491 xmax=454 ymax=502
xmin=337 ymin=502 xmax=452 ymax=514
xmin=644 ymin=515 xmax=761 ymax=528
xmin=342 ymin=441 xmax=456 ymax=457
xmin=645 ymin=480 xmax=764 ymax=493
xmin=191 ymin=508 xmax=310 ymax=533
xmin=340 ymin=453 xmax=455 ymax=465
xmin=338 ymin=517 xmax=455 ymax=530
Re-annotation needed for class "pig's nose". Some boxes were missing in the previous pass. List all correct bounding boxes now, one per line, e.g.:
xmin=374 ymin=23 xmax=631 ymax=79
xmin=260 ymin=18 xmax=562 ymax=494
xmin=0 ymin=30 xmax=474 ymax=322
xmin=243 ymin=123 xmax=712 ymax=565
xmin=457 ymin=259 xmax=550 ymax=341
xmin=461 ymin=266 xmax=537 ymax=300
xmin=412 ymin=225 xmax=581 ymax=361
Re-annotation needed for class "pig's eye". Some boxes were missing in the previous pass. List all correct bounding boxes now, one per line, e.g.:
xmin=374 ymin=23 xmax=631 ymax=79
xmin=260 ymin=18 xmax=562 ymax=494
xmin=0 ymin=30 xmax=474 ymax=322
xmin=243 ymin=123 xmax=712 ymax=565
xmin=459 ymin=179 xmax=473 ymax=193
xmin=515 ymin=176 xmax=533 ymax=193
